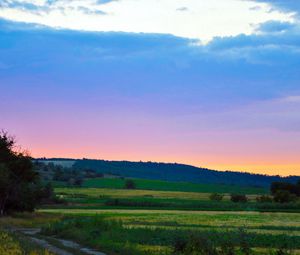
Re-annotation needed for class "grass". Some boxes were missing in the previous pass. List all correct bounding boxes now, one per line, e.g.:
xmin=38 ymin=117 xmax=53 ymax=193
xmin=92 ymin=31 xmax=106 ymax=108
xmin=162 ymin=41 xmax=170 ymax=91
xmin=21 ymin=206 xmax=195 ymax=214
xmin=1 ymin=179 xmax=298 ymax=255
xmin=53 ymin=187 xmax=300 ymax=212
xmin=40 ymin=214 xmax=300 ymax=255
xmin=39 ymin=209 xmax=300 ymax=229
xmin=0 ymin=212 xmax=63 ymax=228
xmin=83 ymin=178 xmax=268 ymax=195
xmin=0 ymin=228 xmax=53 ymax=255
xmin=1 ymin=208 xmax=299 ymax=254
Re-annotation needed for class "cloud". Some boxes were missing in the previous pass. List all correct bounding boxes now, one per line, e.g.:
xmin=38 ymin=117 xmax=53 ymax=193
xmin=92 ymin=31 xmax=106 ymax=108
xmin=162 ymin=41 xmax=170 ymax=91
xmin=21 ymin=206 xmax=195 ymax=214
xmin=254 ymin=0 xmax=300 ymax=17
xmin=1 ymin=17 xmax=300 ymax=110
xmin=176 ymin=7 xmax=188 ymax=12
xmin=257 ymin=20 xmax=295 ymax=32
xmin=0 ymin=0 xmax=49 ymax=15
xmin=0 ymin=0 xmax=293 ymax=42
xmin=96 ymin=0 xmax=118 ymax=4
xmin=249 ymin=6 xmax=262 ymax=11
xmin=77 ymin=6 xmax=106 ymax=15
xmin=1 ymin=18 xmax=300 ymax=170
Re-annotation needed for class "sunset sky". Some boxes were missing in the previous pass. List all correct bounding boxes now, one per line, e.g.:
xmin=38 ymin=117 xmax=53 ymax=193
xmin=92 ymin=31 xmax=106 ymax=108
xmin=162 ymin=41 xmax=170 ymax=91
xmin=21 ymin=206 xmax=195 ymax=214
xmin=1 ymin=0 xmax=300 ymax=176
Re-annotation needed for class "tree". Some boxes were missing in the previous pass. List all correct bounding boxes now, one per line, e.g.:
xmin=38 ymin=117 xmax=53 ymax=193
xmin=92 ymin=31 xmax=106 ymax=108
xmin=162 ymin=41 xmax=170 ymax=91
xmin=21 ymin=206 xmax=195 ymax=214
xmin=256 ymin=195 xmax=273 ymax=203
xmin=124 ymin=180 xmax=136 ymax=189
xmin=271 ymin=182 xmax=299 ymax=196
xmin=273 ymin=190 xmax=297 ymax=203
xmin=209 ymin=193 xmax=224 ymax=201
xmin=230 ymin=194 xmax=248 ymax=203
xmin=0 ymin=131 xmax=39 ymax=215
xmin=74 ymin=177 xmax=83 ymax=186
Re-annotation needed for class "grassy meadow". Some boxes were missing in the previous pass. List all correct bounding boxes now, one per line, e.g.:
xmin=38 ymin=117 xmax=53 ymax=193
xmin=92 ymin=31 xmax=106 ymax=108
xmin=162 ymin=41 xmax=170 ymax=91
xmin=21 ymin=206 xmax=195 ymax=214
xmin=1 ymin=177 xmax=300 ymax=254
xmin=53 ymin=181 xmax=300 ymax=212
xmin=1 ymin=209 xmax=299 ymax=255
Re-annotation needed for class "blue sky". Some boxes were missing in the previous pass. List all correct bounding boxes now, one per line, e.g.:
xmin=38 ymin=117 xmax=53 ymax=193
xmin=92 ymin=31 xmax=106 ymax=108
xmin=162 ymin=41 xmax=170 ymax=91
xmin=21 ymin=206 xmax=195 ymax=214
xmin=0 ymin=0 xmax=300 ymax=175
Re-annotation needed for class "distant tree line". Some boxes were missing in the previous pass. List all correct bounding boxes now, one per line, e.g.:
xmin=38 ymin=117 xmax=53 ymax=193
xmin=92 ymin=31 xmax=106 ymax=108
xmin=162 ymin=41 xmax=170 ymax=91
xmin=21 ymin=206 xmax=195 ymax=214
xmin=210 ymin=180 xmax=300 ymax=204
xmin=33 ymin=161 xmax=103 ymax=187
xmin=270 ymin=181 xmax=300 ymax=203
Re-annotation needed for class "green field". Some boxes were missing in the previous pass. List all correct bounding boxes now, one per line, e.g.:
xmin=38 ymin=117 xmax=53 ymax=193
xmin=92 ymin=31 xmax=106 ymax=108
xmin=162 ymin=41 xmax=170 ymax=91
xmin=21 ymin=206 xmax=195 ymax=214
xmin=39 ymin=209 xmax=300 ymax=254
xmin=83 ymin=178 xmax=267 ymax=194
xmin=54 ymin=187 xmax=300 ymax=212
xmin=1 ymin=179 xmax=300 ymax=254
xmin=3 ymin=209 xmax=299 ymax=255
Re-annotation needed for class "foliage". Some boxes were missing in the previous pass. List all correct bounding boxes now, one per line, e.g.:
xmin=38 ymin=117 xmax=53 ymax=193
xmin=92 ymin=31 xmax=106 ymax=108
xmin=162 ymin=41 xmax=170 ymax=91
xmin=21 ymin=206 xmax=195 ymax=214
xmin=40 ymin=215 xmax=300 ymax=255
xmin=230 ymin=194 xmax=248 ymax=203
xmin=0 ymin=132 xmax=39 ymax=215
xmin=273 ymin=191 xmax=298 ymax=203
xmin=271 ymin=181 xmax=300 ymax=197
xmin=209 ymin=193 xmax=224 ymax=201
xmin=256 ymin=195 xmax=273 ymax=203
xmin=172 ymin=229 xmax=253 ymax=255
xmin=33 ymin=161 xmax=102 ymax=186
xmin=173 ymin=233 xmax=219 ymax=255
xmin=125 ymin=179 xmax=136 ymax=189
xmin=0 ymin=229 xmax=52 ymax=254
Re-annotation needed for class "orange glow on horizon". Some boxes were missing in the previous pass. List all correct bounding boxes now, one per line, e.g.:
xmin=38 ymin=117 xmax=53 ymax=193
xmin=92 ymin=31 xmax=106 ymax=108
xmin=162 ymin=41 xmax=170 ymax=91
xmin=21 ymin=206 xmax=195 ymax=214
xmin=31 ymin=147 xmax=300 ymax=177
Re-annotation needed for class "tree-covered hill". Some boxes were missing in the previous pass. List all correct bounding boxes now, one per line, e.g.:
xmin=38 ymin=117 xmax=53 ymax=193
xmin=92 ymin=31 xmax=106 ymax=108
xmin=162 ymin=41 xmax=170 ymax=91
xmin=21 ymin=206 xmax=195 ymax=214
xmin=36 ymin=158 xmax=299 ymax=187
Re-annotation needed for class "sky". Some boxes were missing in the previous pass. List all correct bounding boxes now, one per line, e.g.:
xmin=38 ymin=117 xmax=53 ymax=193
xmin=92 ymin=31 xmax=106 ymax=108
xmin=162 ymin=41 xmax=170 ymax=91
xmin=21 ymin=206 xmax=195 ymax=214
xmin=0 ymin=0 xmax=300 ymax=176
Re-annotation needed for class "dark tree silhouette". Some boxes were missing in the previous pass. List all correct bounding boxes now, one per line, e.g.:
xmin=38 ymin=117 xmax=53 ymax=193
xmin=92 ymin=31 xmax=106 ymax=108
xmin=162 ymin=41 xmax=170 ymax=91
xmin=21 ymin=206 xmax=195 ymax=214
xmin=273 ymin=190 xmax=297 ymax=203
xmin=230 ymin=194 xmax=248 ymax=203
xmin=209 ymin=193 xmax=224 ymax=201
xmin=271 ymin=182 xmax=300 ymax=196
xmin=0 ymin=131 xmax=39 ymax=215
xmin=124 ymin=180 xmax=136 ymax=189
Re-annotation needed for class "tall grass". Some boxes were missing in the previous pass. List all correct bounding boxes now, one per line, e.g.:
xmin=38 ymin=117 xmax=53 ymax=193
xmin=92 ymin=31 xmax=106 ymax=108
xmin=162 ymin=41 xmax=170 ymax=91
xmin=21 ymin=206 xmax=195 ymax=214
xmin=0 ymin=229 xmax=53 ymax=255
xmin=41 ymin=216 xmax=300 ymax=255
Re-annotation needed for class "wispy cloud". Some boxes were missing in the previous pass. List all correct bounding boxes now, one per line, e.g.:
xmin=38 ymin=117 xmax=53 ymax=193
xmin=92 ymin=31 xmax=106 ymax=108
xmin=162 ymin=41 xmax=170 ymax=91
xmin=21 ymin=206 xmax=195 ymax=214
xmin=0 ymin=0 xmax=293 ymax=42
xmin=176 ymin=7 xmax=188 ymax=12
xmin=254 ymin=0 xmax=300 ymax=17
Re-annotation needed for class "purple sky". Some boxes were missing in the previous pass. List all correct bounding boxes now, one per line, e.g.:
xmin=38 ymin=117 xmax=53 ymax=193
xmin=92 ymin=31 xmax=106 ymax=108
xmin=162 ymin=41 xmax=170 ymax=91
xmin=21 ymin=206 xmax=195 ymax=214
xmin=1 ymin=0 xmax=300 ymax=175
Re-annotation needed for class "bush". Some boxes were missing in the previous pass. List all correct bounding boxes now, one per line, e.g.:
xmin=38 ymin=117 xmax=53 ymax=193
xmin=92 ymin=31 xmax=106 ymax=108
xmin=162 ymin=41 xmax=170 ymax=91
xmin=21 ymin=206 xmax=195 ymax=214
xmin=210 ymin=193 xmax=224 ymax=201
xmin=230 ymin=194 xmax=248 ymax=203
xmin=173 ymin=233 xmax=218 ymax=255
xmin=273 ymin=190 xmax=297 ymax=204
xmin=172 ymin=229 xmax=253 ymax=255
xmin=256 ymin=195 xmax=273 ymax=203
xmin=271 ymin=181 xmax=300 ymax=196
xmin=124 ymin=180 xmax=136 ymax=189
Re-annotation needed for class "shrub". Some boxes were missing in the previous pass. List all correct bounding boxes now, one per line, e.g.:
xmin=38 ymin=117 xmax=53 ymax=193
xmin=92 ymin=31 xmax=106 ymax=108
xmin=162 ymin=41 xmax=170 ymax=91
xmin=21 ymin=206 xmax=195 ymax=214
xmin=256 ymin=195 xmax=273 ymax=203
xmin=230 ymin=194 xmax=248 ymax=203
xmin=273 ymin=190 xmax=297 ymax=204
xmin=124 ymin=180 xmax=136 ymax=189
xmin=210 ymin=193 xmax=224 ymax=201
xmin=271 ymin=181 xmax=300 ymax=196
xmin=238 ymin=228 xmax=252 ymax=255
xmin=173 ymin=233 xmax=218 ymax=255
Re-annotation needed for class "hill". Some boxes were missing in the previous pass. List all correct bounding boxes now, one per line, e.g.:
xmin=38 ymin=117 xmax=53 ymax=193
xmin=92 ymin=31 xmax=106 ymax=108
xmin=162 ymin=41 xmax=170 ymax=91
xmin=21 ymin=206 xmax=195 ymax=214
xmin=36 ymin=158 xmax=299 ymax=187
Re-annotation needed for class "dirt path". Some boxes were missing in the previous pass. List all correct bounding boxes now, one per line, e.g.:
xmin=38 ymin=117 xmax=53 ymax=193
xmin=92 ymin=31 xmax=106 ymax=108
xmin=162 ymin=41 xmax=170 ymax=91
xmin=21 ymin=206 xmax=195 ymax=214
xmin=11 ymin=228 xmax=106 ymax=255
